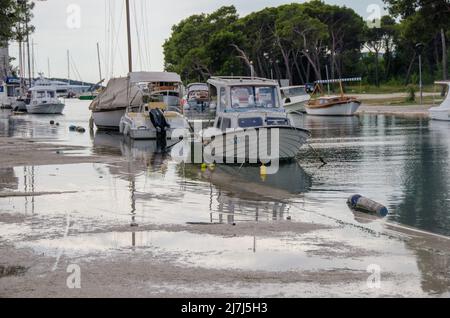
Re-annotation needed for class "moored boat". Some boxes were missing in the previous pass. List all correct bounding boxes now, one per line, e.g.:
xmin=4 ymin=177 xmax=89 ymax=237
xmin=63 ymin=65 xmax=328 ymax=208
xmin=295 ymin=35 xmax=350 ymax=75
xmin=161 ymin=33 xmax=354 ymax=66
xmin=25 ymin=86 xmax=65 ymax=114
xmin=305 ymin=78 xmax=361 ymax=116
xmin=429 ymin=81 xmax=450 ymax=121
xmin=280 ymin=85 xmax=310 ymax=113
xmin=119 ymin=72 xmax=191 ymax=140
xmin=201 ymin=76 xmax=311 ymax=163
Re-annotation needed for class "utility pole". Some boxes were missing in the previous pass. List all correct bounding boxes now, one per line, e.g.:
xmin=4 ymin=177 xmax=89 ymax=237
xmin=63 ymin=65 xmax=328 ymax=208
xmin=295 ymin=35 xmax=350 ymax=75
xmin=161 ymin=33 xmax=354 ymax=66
xmin=416 ymin=43 xmax=424 ymax=105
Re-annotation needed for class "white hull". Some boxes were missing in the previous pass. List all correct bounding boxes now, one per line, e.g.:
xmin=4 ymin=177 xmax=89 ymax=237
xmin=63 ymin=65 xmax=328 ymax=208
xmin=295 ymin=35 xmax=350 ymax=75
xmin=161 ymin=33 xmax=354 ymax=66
xmin=283 ymin=97 xmax=310 ymax=113
xmin=120 ymin=111 xmax=191 ymax=140
xmin=305 ymin=101 xmax=360 ymax=116
xmin=429 ymin=108 xmax=450 ymax=121
xmin=92 ymin=108 xmax=126 ymax=130
xmin=203 ymin=127 xmax=310 ymax=162
xmin=26 ymin=103 xmax=65 ymax=114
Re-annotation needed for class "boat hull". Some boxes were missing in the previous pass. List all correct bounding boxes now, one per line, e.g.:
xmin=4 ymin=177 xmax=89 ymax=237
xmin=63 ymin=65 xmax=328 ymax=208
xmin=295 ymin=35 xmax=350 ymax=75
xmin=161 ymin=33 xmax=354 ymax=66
xmin=120 ymin=111 xmax=191 ymax=140
xmin=203 ymin=126 xmax=311 ymax=162
xmin=283 ymin=97 xmax=310 ymax=113
xmin=92 ymin=108 xmax=126 ymax=130
xmin=429 ymin=107 xmax=450 ymax=121
xmin=305 ymin=101 xmax=361 ymax=116
xmin=26 ymin=103 xmax=65 ymax=114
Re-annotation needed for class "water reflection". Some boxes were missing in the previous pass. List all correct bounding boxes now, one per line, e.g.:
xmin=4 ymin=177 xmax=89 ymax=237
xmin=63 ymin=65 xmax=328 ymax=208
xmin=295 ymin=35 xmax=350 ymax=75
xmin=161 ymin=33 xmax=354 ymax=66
xmin=181 ymin=162 xmax=312 ymax=223
xmin=391 ymin=120 xmax=450 ymax=236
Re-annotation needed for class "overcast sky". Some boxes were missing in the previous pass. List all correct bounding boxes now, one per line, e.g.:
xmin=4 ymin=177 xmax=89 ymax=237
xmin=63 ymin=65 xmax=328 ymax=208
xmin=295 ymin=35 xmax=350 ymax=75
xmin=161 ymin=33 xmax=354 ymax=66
xmin=10 ymin=0 xmax=387 ymax=83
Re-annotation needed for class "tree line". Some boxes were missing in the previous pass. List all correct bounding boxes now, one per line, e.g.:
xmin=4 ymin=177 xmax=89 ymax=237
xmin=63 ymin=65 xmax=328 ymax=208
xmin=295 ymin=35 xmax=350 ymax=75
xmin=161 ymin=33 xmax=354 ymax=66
xmin=163 ymin=0 xmax=449 ymax=87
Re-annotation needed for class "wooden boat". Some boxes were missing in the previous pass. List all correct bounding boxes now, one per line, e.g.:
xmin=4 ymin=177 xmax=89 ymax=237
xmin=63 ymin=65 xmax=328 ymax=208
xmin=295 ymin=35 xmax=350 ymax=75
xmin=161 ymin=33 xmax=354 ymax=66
xmin=305 ymin=78 xmax=361 ymax=116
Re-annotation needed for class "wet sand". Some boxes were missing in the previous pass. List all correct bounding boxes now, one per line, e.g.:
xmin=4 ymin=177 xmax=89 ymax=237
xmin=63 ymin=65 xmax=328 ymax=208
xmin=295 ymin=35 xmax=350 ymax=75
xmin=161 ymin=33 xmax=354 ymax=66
xmin=1 ymin=109 xmax=450 ymax=298
xmin=0 ymin=137 xmax=112 ymax=168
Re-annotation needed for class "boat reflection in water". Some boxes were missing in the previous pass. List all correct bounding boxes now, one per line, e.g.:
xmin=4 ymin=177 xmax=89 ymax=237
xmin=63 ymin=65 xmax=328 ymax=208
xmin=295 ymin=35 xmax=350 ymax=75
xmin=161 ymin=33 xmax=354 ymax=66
xmin=180 ymin=160 xmax=312 ymax=224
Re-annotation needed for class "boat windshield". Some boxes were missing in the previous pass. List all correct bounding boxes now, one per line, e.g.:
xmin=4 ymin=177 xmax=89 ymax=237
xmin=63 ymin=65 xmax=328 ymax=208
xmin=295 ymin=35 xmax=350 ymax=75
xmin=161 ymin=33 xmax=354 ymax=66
xmin=231 ymin=86 xmax=279 ymax=109
xmin=282 ymin=87 xmax=307 ymax=98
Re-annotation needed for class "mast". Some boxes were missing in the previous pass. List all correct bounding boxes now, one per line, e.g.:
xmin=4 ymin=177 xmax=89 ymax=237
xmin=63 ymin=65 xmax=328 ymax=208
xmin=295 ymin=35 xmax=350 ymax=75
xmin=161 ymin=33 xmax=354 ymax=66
xmin=67 ymin=50 xmax=70 ymax=85
xmin=47 ymin=57 xmax=50 ymax=78
xmin=18 ymin=40 xmax=23 ymax=92
xmin=31 ymin=39 xmax=35 ymax=79
xmin=97 ymin=42 xmax=102 ymax=81
xmin=25 ymin=14 xmax=32 ymax=86
xmin=125 ymin=0 xmax=133 ymax=73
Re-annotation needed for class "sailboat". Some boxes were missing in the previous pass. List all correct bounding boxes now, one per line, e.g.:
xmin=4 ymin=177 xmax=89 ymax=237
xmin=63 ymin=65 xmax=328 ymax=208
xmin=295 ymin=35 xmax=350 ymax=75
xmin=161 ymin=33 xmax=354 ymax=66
xmin=89 ymin=0 xmax=140 ymax=130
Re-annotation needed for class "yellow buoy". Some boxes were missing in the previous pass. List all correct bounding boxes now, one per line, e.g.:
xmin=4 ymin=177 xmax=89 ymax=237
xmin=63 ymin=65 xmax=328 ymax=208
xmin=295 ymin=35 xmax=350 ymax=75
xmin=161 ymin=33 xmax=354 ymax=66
xmin=260 ymin=164 xmax=267 ymax=181
xmin=201 ymin=163 xmax=207 ymax=171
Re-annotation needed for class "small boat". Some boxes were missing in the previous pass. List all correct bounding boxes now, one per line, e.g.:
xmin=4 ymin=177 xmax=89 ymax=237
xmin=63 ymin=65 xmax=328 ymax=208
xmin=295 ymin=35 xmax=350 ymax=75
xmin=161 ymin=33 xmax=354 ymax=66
xmin=25 ymin=86 xmax=65 ymax=114
xmin=280 ymin=85 xmax=310 ymax=113
xmin=201 ymin=76 xmax=311 ymax=163
xmin=119 ymin=72 xmax=191 ymax=140
xmin=183 ymin=83 xmax=209 ymax=111
xmin=429 ymin=81 xmax=450 ymax=121
xmin=305 ymin=78 xmax=361 ymax=116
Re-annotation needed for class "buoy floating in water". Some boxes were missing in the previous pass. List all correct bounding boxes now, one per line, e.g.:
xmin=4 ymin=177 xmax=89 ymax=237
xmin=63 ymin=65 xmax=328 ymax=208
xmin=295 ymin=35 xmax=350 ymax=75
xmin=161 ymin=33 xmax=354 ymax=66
xmin=347 ymin=195 xmax=389 ymax=217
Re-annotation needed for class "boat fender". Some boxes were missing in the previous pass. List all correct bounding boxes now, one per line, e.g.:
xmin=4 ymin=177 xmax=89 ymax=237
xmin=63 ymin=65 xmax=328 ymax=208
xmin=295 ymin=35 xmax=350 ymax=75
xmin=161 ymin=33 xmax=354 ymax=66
xmin=347 ymin=195 xmax=388 ymax=217
xmin=76 ymin=126 xmax=86 ymax=133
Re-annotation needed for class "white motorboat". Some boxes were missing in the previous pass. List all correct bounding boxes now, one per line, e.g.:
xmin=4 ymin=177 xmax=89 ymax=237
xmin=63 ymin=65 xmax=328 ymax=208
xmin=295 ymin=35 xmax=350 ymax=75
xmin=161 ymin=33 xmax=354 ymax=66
xmin=280 ymin=85 xmax=310 ymax=113
xmin=429 ymin=81 xmax=450 ymax=121
xmin=119 ymin=72 xmax=191 ymax=140
xmin=305 ymin=78 xmax=361 ymax=116
xmin=183 ymin=83 xmax=209 ymax=111
xmin=25 ymin=86 xmax=65 ymax=114
xmin=201 ymin=76 xmax=311 ymax=163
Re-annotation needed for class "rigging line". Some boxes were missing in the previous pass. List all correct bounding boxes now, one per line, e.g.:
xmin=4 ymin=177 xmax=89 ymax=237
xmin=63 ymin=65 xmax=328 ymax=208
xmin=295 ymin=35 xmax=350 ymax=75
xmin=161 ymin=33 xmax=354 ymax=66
xmin=70 ymin=54 xmax=83 ymax=83
xmin=104 ymin=0 xmax=110 ymax=80
xmin=110 ymin=0 xmax=125 ymax=77
xmin=132 ymin=0 xmax=143 ymax=71
xmin=141 ymin=0 xmax=150 ymax=70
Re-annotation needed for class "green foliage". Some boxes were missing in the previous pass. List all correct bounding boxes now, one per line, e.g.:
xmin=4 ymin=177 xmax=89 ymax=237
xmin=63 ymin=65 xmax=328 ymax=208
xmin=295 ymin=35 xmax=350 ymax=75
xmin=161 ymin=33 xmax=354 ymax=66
xmin=0 ymin=0 xmax=34 ymax=42
xmin=406 ymin=84 xmax=416 ymax=102
xmin=164 ymin=0 xmax=449 ymax=87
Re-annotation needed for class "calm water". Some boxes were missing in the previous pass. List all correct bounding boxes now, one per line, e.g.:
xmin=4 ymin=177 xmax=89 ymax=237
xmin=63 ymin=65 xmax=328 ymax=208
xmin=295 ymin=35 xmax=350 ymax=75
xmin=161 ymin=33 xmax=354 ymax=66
xmin=1 ymin=100 xmax=450 ymax=237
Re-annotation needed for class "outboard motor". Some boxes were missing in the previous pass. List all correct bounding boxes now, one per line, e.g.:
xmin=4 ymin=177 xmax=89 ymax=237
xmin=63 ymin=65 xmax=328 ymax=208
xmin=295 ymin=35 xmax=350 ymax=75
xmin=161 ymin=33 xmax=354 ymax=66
xmin=149 ymin=108 xmax=170 ymax=150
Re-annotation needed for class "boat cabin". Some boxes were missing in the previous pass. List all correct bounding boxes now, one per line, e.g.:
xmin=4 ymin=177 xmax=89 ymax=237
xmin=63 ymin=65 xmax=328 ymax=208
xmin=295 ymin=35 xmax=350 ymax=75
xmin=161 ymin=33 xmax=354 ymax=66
xmin=26 ymin=86 xmax=59 ymax=105
xmin=126 ymin=72 xmax=183 ymax=113
xmin=207 ymin=76 xmax=288 ymax=131
xmin=0 ymin=77 xmax=22 ymax=107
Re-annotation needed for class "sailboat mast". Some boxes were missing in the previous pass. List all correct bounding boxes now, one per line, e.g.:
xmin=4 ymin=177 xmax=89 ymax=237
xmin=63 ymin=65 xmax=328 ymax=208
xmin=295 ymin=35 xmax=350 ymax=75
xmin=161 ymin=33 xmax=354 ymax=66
xmin=97 ymin=42 xmax=102 ymax=81
xmin=125 ymin=0 xmax=133 ymax=73
xmin=26 ymin=21 xmax=32 ymax=86
xmin=67 ymin=50 xmax=70 ymax=85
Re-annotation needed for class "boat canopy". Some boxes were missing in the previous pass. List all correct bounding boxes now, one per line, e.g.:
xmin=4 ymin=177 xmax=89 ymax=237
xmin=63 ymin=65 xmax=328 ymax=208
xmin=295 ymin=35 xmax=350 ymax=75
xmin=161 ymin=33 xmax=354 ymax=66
xmin=89 ymin=77 xmax=142 ymax=111
xmin=128 ymin=72 xmax=181 ymax=84
xmin=187 ymin=83 xmax=208 ymax=92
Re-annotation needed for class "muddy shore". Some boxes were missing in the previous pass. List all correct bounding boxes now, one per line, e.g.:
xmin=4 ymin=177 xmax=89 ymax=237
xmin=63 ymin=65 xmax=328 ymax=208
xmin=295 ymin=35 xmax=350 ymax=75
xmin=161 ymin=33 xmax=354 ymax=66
xmin=1 ymin=110 xmax=450 ymax=298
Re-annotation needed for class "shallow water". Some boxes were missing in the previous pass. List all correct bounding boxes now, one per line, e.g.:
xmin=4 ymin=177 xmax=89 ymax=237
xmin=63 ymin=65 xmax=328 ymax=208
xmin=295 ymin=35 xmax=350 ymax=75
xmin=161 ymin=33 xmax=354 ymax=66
xmin=2 ymin=101 xmax=448 ymax=235
xmin=1 ymin=100 xmax=450 ymax=296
